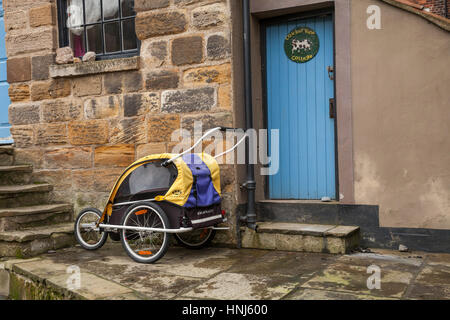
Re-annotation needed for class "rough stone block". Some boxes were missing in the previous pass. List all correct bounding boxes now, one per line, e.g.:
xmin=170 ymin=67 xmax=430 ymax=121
xmin=171 ymin=36 xmax=203 ymax=66
xmin=0 ymin=269 xmax=10 ymax=297
xmin=183 ymin=63 xmax=231 ymax=86
xmin=29 ymin=4 xmax=55 ymax=27
xmin=218 ymin=84 xmax=232 ymax=110
xmin=4 ymin=10 xmax=27 ymax=31
xmin=134 ymin=0 xmax=169 ymax=11
xmin=123 ymin=93 xmax=148 ymax=117
xmin=85 ymin=95 xmax=121 ymax=119
xmin=42 ymin=99 xmax=83 ymax=123
xmin=146 ymin=70 xmax=179 ymax=90
xmin=32 ymin=169 xmax=72 ymax=190
xmin=104 ymin=72 xmax=123 ymax=94
xmin=68 ymin=120 xmax=109 ymax=145
xmin=35 ymin=123 xmax=68 ymax=146
xmin=135 ymin=11 xmax=186 ymax=40
xmin=73 ymin=75 xmax=102 ymax=97
xmin=181 ymin=112 xmax=232 ymax=133
xmin=8 ymin=104 xmax=40 ymax=125
xmin=161 ymin=87 xmax=215 ymax=113
xmin=207 ymin=34 xmax=231 ymax=60
xmin=82 ymin=51 xmax=96 ymax=62
xmin=43 ymin=147 xmax=92 ymax=169
xmin=7 ymin=57 xmax=31 ymax=83
xmin=32 ymin=54 xmax=55 ymax=81
xmin=174 ymin=0 xmax=226 ymax=6
xmin=6 ymin=27 xmax=56 ymax=57
xmin=14 ymin=148 xmax=44 ymax=169
xmin=192 ymin=4 xmax=226 ymax=29
xmin=31 ymin=79 xmax=71 ymax=101
xmin=3 ymin=0 xmax=51 ymax=10
xmin=10 ymin=126 xmax=34 ymax=147
xmin=94 ymin=145 xmax=135 ymax=167
xmin=55 ymin=46 xmax=74 ymax=65
xmin=147 ymin=114 xmax=180 ymax=143
xmin=123 ymin=71 xmax=143 ymax=92
xmin=136 ymin=143 xmax=166 ymax=159
xmin=8 ymin=84 xmax=30 ymax=102
xmin=147 ymin=92 xmax=160 ymax=112
xmin=149 ymin=40 xmax=167 ymax=61
xmin=109 ymin=116 xmax=146 ymax=144
xmin=72 ymin=168 xmax=123 ymax=192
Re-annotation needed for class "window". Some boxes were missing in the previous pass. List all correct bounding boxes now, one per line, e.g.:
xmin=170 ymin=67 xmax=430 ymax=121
xmin=57 ymin=0 xmax=139 ymax=60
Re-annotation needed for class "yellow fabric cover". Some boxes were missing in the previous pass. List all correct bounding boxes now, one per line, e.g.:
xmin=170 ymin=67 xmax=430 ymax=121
xmin=200 ymin=153 xmax=221 ymax=196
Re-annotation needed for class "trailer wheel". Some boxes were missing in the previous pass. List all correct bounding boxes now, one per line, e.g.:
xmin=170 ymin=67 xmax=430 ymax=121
xmin=175 ymin=228 xmax=216 ymax=249
xmin=120 ymin=201 xmax=171 ymax=264
xmin=74 ymin=208 xmax=108 ymax=250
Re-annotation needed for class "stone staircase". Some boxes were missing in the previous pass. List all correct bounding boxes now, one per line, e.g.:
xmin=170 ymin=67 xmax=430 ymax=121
xmin=0 ymin=146 xmax=74 ymax=258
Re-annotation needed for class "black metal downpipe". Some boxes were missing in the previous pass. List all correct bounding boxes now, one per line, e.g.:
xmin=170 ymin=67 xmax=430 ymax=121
xmin=241 ymin=0 xmax=257 ymax=230
xmin=445 ymin=0 xmax=448 ymax=19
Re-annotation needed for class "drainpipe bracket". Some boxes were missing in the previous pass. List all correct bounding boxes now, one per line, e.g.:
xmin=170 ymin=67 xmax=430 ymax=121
xmin=240 ymin=180 xmax=256 ymax=191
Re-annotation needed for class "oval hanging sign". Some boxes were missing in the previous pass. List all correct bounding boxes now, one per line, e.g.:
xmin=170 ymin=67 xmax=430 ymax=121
xmin=284 ymin=26 xmax=320 ymax=63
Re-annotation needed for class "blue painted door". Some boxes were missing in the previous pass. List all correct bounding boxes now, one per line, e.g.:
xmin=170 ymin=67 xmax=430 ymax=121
xmin=0 ymin=0 xmax=12 ymax=144
xmin=266 ymin=15 xmax=336 ymax=200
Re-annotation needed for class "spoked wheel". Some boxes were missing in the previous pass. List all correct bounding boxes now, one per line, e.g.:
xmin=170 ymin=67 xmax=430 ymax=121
xmin=120 ymin=201 xmax=170 ymax=264
xmin=74 ymin=208 xmax=108 ymax=250
xmin=175 ymin=228 xmax=216 ymax=249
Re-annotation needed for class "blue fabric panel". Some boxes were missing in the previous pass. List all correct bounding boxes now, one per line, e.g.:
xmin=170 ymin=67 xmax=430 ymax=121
xmin=183 ymin=154 xmax=221 ymax=208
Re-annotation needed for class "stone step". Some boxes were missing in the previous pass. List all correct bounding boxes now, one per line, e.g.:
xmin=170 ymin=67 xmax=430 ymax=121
xmin=0 ymin=146 xmax=14 ymax=166
xmin=0 ymin=165 xmax=33 ymax=185
xmin=0 ymin=223 xmax=74 ymax=258
xmin=0 ymin=204 xmax=73 ymax=231
xmin=0 ymin=184 xmax=53 ymax=208
xmin=240 ymin=222 xmax=360 ymax=254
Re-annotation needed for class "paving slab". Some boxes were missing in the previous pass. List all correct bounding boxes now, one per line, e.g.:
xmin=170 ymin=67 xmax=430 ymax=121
xmin=183 ymin=272 xmax=298 ymax=300
xmin=407 ymin=264 xmax=450 ymax=299
xmin=301 ymin=257 xmax=417 ymax=298
xmin=47 ymin=272 xmax=133 ymax=300
xmin=3 ymin=243 xmax=450 ymax=300
xmin=286 ymin=288 xmax=398 ymax=300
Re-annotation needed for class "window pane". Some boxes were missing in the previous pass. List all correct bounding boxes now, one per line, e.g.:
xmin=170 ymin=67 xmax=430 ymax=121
xmin=84 ymin=0 xmax=102 ymax=24
xmin=66 ymin=0 xmax=84 ymax=30
xmin=104 ymin=22 xmax=120 ymax=53
xmin=87 ymin=24 xmax=103 ymax=54
xmin=103 ymin=0 xmax=119 ymax=20
xmin=69 ymin=30 xmax=86 ymax=58
xmin=121 ymin=0 xmax=135 ymax=18
xmin=122 ymin=19 xmax=137 ymax=50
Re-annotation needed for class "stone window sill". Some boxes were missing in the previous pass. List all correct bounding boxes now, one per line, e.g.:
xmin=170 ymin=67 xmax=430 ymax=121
xmin=49 ymin=56 xmax=140 ymax=78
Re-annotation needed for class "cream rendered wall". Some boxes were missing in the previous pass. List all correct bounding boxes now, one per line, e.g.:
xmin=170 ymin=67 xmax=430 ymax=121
xmin=351 ymin=0 xmax=450 ymax=229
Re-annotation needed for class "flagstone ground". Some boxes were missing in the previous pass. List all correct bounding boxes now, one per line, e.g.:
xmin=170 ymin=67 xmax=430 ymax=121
xmin=1 ymin=242 xmax=449 ymax=300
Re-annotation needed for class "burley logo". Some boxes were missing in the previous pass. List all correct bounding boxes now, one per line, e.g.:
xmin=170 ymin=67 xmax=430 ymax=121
xmin=284 ymin=26 xmax=320 ymax=63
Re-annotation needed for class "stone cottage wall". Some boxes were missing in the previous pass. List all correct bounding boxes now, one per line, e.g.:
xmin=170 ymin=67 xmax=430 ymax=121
xmin=4 ymin=0 xmax=238 ymax=244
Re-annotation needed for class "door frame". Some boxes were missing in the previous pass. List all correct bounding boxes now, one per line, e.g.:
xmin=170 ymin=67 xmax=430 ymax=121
xmin=260 ymin=8 xmax=339 ymax=200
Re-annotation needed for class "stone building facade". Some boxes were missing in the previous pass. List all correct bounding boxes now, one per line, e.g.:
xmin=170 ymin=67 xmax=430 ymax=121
xmin=4 ymin=0 xmax=238 ymax=243
xmin=2 ymin=0 xmax=449 ymax=251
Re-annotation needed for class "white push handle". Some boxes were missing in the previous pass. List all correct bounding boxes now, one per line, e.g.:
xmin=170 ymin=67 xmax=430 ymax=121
xmin=162 ymin=127 xmax=246 ymax=166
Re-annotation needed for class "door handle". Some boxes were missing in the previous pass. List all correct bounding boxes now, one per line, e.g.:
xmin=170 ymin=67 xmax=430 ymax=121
xmin=329 ymin=98 xmax=335 ymax=119
xmin=327 ymin=66 xmax=334 ymax=80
